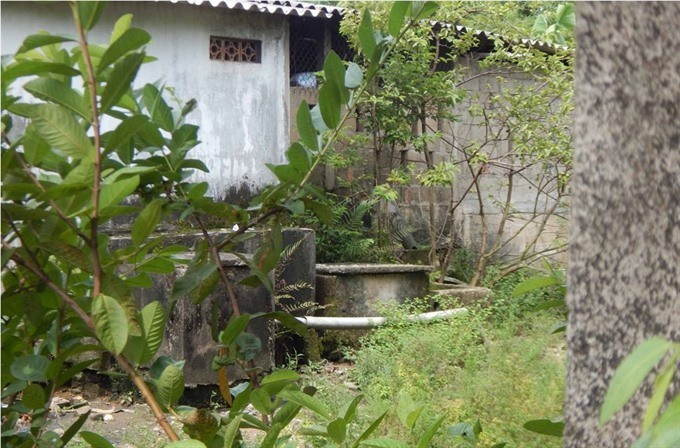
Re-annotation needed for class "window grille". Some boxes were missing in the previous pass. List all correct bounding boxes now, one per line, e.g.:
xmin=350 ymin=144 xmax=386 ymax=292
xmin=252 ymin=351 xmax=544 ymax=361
xmin=210 ymin=36 xmax=261 ymax=63
xmin=289 ymin=18 xmax=354 ymax=89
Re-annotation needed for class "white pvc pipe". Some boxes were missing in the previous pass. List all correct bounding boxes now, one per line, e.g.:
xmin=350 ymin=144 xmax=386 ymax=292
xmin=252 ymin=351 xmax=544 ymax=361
xmin=295 ymin=308 xmax=468 ymax=330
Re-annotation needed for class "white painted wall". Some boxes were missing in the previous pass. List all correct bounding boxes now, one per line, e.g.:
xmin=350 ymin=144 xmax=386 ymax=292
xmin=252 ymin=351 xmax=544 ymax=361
xmin=1 ymin=1 xmax=290 ymax=199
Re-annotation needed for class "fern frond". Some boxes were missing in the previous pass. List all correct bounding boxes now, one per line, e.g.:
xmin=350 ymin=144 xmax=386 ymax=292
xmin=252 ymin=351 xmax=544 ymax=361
xmin=279 ymin=238 xmax=305 ymax=268
xmin=278 ymin=280 xmax=313 ymax=294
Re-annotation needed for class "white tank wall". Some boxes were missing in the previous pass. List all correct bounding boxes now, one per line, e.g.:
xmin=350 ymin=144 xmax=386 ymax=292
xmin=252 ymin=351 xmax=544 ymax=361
xmin=1 ymin=1 xmax=290 ymax=198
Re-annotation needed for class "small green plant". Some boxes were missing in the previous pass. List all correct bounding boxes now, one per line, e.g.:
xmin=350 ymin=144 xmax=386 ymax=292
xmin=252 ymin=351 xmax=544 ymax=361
xmin=447 ymin=419 xmax=507 ymax=447
xmin=600 ymin=338 xmax=679 ymax=448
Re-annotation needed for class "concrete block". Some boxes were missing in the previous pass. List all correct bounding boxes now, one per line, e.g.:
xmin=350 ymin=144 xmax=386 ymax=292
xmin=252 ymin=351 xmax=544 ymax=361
xmin=316 ymin=263 xmax=432 ymax=317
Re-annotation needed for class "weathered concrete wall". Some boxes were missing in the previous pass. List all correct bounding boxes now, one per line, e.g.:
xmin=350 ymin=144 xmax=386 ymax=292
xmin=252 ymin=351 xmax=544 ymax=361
xmin=565 ymin=3 xmax=680 ymax=446
xmin=111 ymin=228 xmax=315 ymax=385
xmin=1 ymin=1 xmax=289 ymax=199
xmin=309 ymin=55 xmax=568 ymax=262
xmin=315 ymin=263 xmax=432 ymax=317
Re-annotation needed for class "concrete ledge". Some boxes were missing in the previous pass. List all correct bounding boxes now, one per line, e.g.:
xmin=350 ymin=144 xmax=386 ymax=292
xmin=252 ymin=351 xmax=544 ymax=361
xmin=316 ymin=263 xmax=433 ymax=275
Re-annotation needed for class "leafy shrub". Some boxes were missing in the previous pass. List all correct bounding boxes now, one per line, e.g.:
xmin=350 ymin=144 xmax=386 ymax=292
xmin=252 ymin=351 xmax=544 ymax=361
xmin=483 ymin=266 xmax=566 ymax=324
xmin=300 ymin=194 xmax=398 ymax=263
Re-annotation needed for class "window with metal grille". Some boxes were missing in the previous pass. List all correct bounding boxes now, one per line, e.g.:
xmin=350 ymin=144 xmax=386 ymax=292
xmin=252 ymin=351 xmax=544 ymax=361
xmin=210 ymin=36 xmax=261 ymax=63
xmin=289 ymin=17 xmax=354 ymax=89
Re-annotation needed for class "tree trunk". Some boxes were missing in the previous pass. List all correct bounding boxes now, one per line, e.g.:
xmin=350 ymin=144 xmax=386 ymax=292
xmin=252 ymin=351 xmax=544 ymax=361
xmin=566 ymin=3 xmax=680 ymax=447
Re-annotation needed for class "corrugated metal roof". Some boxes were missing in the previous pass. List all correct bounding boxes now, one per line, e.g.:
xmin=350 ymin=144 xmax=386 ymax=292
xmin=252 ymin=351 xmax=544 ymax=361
xmin=175 ymin=0 xmax=566 ymax=54
xmin=177 ymin=0 xmax=343 ymax=19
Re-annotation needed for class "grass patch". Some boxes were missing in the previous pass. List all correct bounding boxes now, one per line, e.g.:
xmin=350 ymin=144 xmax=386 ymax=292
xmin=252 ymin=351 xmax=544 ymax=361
xmin=293 ymin=269 xmax=568 ymax=448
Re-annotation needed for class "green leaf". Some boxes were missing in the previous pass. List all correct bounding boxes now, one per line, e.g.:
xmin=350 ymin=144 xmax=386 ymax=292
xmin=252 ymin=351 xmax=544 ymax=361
xmin=139 ymin=301 xmax=167 ymax=362
xmin=641 ymin=351 xmax=678 ymax=431
xmin=327 ymin=418 xmax=347 ymax=444
xmin=340 ymin=395 xmax=364 ymax=423
xmin=388 ymin=1 xmax=410 ymax=38
xmin=132 ymin=199 xmax=164 ymax=246
xmin=154 ymin=363 xmax=185 ymax=410
xmin=310 ymin=104 xmax=329 ymax=132
xmin=77 ymin=2 xmax=106 ymax=31
xmin=137 ymin=256 xmax=175 ymax=274
xmin=91 ymin=294 xmax=129 ymax=355
xmin=171 ymin=262 xmax=218 ymax=305
xmin=26 ymin=104 xmax=94 ymax=160
xmin=318 ymin=81 xmax=341 ymax=129
xmin=221 ymin=416 xmax=242 ymax=448
xmin=324 ymin=51 xmax=349 ymax=104
xmin=261 ymin=369 xmax=301 ymax=385
xmin=38 ymin=241 xmax=92 ymax=271
xmin=164 ymin=441 xmax=207 ymax=448
xmin=79 ymin=431 xmax=116 ymax=448
xmin=345 ymin=62 xmax=363 ymax=89
xmin=299 ymin=425 xmax=328 ymax=437
xmin=17 ymin=34 xmax=76 ymax=55
xmin=125 ymin=300 xmax=168 ymax=366
xmin=296 ymin=101 xmax=318 ymax=151
xmin=219 ymin=314 xmax=251 ymax=347
xmin=98 ymin=28 xmax=151 ymax=73
xmin=23 ymin=77 xmax=90 ymax=121
xmin=3 ymin=61 xmax=80 ymax=81
xmin=303 ymin=198 xmax=333 ymax=225
xmin=61 ymin=409 xmax=91 ymax=445
xmin=352 ymin=411 xmax=387 ymax=448
xmin=523 ymin=417 xmax=564 ymax=437
xmin=287 ymin=142 xmax=311 ymax=173
xmin=240 ymin=413 xmax=267 ymax=431
xmin=473 ymin=419 xmax=483 ymax=437
xmin=411 ymin=1 xmax=438 ymax=20
xmin=534 ymin=299 xmax=566 ymax=311
xmin=100 ymin=52 xmax=145 ymax=113
xmin=600 ymin=338 xmax=673 ymax=425
xmin=104 ymin=115 xmax=149 ymax=153
xmin=358 ymin=9 xmax=376 ymax=58
xmin=143 ymin=83 xmax=175 ymax=132
xmin=99 ymin=174 xmax=139 ymax=209
xmin=21 ymin=383 xmax=46 ymax=410
xmin=271 ymin=401 xmax=303 ymax=428
xmin=250 ymin=388 xmax=274 ymax=415
xmin=397 ymin=392 xmax=423 ymax=430
xmin=259 ymin=422 xmax=283 ymax=448
xmin=10 ymin=355 xmax=50 ymax=382
xmin=268 ymin=163 xmax=303 ymax=184
xmin=110 ymin=13 xmax=133 ymax=43
xmin=277 ymin=389 xmax=331 ymax=420
xmin=2 ymin=380 xmax=27 ymax=399
xmin=555 ymin=4 xmax=575 ymax=30
xmin=448 ymin=422 xmax=476 ymax=442
xmin=417 ymin=415 xmax=446 ymax=448
xmin=513 ymin=275 xmax=562 ymax=297
xmin=644 ymin=395 xmax=680 ymax=448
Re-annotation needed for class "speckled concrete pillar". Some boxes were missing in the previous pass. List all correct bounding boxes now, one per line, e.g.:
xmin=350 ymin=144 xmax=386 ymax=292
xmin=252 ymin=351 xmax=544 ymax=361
xmin=566 ymin=2 xmax=680 ymax=446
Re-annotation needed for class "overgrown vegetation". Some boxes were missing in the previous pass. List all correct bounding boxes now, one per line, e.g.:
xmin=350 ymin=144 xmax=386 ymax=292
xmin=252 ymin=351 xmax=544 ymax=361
xmin=1 ymin=2 xmax=455 ymax=447
xmin=298 ymin=279 xmax=567 ymax=448
xmin=316 ymin=1 xmax=575 ymax=284
xmin=1 ymin=1 xmax=577 ymax=447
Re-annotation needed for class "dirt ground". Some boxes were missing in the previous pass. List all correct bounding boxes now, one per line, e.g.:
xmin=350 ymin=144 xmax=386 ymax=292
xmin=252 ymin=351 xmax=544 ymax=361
xmin=45 ymin=362 xmax=357 ymax=447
